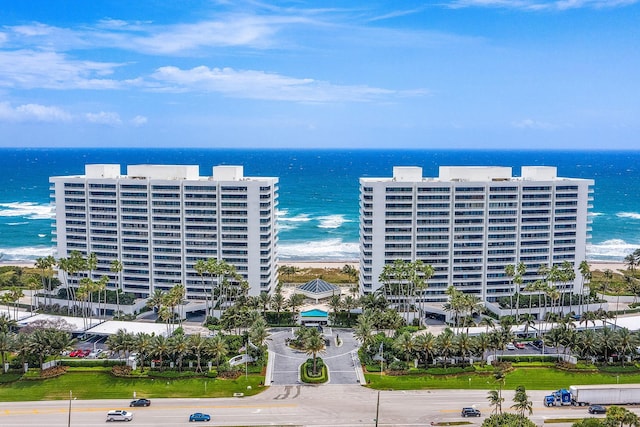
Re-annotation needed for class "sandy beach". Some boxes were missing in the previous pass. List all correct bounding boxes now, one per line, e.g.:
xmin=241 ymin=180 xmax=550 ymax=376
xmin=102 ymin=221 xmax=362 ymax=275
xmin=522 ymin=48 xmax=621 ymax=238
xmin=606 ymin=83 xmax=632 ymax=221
xmin=0 ymin=259 xmax=626 ymax=273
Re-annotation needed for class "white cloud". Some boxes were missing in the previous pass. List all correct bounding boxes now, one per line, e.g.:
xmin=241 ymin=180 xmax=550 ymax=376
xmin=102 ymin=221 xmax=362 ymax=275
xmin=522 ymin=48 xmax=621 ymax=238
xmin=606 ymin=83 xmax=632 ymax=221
xmin=0 ymin=102 xmax=143 ymax=127
xmin=446 ymin=0 xmax=638 ymax=9
xmin=84 ymin=111 xmax=122 ymax=126
xmin=0 ymin=101 xmax=72 ymax=122
xmin=0 ymin=50 xmax=123 ymax=90
xmin=151 ymin=65 xmax=425 ymax=102
xmin=130 ymin=115 xmax=148 ymax=126
xmin=5 ymin=14 xmax=308 ymax=56
xmin=512 ymin=118 xmax=555 ymax=129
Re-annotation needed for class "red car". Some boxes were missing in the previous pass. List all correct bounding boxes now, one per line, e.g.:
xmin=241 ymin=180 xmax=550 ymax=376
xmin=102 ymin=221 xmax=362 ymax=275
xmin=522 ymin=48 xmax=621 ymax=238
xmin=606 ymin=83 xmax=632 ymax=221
xmin=69 ymin=349 xmax=82 ymax=357
xmin=515 ymin=342 xmax=526 ymax=349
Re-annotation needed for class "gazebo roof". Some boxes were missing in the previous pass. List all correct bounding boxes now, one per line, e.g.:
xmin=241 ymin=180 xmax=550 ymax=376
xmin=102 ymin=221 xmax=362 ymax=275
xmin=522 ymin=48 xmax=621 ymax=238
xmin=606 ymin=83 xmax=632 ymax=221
xmin=297 ymin=278 xmax=340 ymax=295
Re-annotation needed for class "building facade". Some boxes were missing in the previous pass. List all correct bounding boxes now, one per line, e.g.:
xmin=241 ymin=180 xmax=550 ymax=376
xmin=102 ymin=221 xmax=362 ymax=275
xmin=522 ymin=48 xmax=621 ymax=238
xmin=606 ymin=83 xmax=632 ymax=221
xmin=359 ymin=166 xmax=593 ymax=303
xmin=50 ymin=164 xmax=278 ymax=299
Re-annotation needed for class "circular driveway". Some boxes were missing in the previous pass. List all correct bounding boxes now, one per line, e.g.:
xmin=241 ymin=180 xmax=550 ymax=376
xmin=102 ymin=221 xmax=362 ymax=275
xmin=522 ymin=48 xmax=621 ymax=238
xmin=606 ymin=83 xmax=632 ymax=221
xmin=266 ymin=327 xmax=365 ymax=386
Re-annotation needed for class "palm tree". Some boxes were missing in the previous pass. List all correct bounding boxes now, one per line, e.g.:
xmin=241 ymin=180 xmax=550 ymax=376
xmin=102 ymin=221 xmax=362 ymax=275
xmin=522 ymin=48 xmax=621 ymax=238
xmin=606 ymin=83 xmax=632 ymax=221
xmin=342 ymin=295 xmax=358 ymax=326
xmin=511 ymin=385 xmax=533 ymax=417
xmin=342 ymin=264 xmax=358 ymax=283
xmin=270 ymin=293 xmax=286 ymax=324
xmin=328 ymin=294 xmax=342 ymax=325
xmin=152 ymin=335 xmax=170 ymax=371
xmin=625 ymin=253 xmax=637 ymax=274
xmin=303 ymin=331 xmax=326 ymax=375
xmin=25 ymin=276 xmax=40 ymax=315
xmin=505 ymin=264 xmax=516 ymax=317
xmin=493 ymin=369 xmax=506 ymax=414
xmin=353 ymin=313 xmax=374 ymax=350
xmin=0 ymin=331 xmax=15 ymax=370
xmin=206 ymin=334 xmax=228 ymax=368
xmin=258 ymin=292 xmax=272 ymax=316
xmin=169 ymin=332 xmax=190 ymax=371
xmin=135 ymin=333 xmax=153 ymax=372
xmin=579 ymin=260 xmax=592 ymax=316
xmin=189 ymin=334 xmax=207 ymax=373
xmin=35 ymin=256 xmax=55 ymax=308
xmin=394 ymin=331 xmax=414 ymax=364
xmin=287 ymin=293 xmax=305 ymax=323
xmin=249 ymin=317 xmax=270 ymax=347
xmin=479 ymin=317 xmax=496 ymax=334
xmin=110 ymin=259 xmax=123 ymax=318
xmin=413 ymin=332 xmax=436 ymax=367
xmin=487 ymin=389 xmax=504 ymax=415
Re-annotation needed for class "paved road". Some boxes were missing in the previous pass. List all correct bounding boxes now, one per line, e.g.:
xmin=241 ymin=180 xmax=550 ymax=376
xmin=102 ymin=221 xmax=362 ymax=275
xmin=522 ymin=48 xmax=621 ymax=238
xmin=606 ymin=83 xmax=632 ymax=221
xmin=267 ymin=327 xmax=363 ymax=385
xmin=0 ymin=387 xmax=621 ymax=426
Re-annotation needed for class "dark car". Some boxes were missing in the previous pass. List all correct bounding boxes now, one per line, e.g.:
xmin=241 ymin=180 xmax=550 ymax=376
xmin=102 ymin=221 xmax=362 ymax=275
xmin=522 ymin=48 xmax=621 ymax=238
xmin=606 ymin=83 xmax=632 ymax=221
xmin=588 ymin=405 xmax=607 ymax=414
xmin=130 ymin=398 xmax=151 ymax=407
xmin=189 ymin=412 xmax=211 ymax=422
xmin=461 ymin=407 xmax=481 ymax=417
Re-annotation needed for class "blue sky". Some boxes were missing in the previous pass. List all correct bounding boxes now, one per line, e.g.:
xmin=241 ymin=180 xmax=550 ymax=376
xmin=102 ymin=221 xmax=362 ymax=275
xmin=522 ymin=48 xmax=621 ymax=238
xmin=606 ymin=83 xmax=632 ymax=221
xmin=1 ymin=0 xmax=638 ymax=149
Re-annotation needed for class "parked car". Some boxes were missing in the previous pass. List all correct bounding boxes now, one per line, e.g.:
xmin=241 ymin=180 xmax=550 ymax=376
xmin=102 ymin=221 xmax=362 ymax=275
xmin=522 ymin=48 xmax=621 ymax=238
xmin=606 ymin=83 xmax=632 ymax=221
xmin=588 ymin=405 xmax=607 ymax=414
xmin=69 ymin=349 xmax=81 ymax=357
xmin=189 ymin=412 xmax=211 ymax=422
xmin=505 ymin=343 xmax=516 ymax=350
xmin=531 ymin=340 xmax=543 ymax=348
xmin=515 ymin=342 xmax=526 ymax=349
xmin=130 ymin=398 xmax=151 ymax=407
xmin=106 ymin=410 xmax=133 ymax=422
xmin=461 ymin=407 xmax=481 ymax=417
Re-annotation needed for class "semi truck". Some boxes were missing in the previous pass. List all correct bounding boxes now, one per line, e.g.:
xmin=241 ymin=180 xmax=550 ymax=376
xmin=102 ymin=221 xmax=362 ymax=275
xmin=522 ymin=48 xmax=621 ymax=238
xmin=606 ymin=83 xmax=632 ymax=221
xmin=544 ymin=384 xmax=640 ymax=407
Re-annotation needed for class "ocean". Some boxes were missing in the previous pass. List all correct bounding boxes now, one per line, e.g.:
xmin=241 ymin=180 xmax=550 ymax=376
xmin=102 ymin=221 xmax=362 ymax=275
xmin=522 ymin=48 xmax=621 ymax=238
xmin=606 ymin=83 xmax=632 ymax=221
xmin=0 ymin=148 xmax=638 ymax=263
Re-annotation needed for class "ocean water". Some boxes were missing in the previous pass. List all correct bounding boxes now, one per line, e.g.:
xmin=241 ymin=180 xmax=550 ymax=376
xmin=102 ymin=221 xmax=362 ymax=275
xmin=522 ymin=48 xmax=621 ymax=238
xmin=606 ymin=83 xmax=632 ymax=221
xmin=0 ymin=148 xmax=638 ymax=262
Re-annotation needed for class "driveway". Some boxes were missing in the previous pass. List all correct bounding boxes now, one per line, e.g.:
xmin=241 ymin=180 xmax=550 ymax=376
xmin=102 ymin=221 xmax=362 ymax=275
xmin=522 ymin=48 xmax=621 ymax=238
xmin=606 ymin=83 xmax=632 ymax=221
xmin=266 ymin=327 xmax=365 ymax=386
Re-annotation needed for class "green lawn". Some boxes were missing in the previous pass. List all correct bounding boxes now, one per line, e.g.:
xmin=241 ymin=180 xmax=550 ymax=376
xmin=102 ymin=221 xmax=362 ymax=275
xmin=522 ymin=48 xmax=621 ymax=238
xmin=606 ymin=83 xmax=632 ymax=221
xmin=365 ymin=367 xmax=640 ymax=390
xmin=0 ymin=370 xmax=265 ymax=401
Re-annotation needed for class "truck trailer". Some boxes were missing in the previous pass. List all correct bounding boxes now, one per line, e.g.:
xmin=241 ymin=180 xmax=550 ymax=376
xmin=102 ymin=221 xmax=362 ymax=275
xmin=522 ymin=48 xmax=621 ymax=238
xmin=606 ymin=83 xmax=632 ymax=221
xmin=545 ymin=384 xmax=640 ymax=407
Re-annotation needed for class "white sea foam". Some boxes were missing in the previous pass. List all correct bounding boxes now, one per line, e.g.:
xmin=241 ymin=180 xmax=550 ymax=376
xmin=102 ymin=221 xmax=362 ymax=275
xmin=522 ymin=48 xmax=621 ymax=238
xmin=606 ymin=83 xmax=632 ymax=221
xmin=589 ymin=212 xmax=603 ymax=217
xmin=317 ymin=214 xmax=351 ymax=229
xmin=617 ymin=212 xmax=640 ymax=220
xmin=6 ymin=222 xmax=29 ymax=226
xmin=0 ymin=202 xmax=54 ymax=220
xmin=0 ymin=245 xmax=56 ymax=261
xmin=278 ymin=238 xmax=359 ymax=260
xmin=587 ymin=239 xmax=639 ymax=261
xmin=278 ymin=213 xmax=311 ymax=223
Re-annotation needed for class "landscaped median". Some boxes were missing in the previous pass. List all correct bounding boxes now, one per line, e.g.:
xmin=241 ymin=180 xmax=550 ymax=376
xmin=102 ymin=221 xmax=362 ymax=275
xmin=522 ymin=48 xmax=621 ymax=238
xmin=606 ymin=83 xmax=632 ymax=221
xmin=0 ymin=366 xmax=265 ymax=401
xmin=364 ymin=362 xmax=640 ymax=390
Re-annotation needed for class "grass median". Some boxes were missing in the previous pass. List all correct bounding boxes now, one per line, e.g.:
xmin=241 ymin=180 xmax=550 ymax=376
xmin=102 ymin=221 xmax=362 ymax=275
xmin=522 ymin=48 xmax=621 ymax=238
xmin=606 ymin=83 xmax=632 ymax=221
xmin=364 ymin=367 xmax=640 ymax=390
xmin=0 ymin=369 xmax=265 ymax=401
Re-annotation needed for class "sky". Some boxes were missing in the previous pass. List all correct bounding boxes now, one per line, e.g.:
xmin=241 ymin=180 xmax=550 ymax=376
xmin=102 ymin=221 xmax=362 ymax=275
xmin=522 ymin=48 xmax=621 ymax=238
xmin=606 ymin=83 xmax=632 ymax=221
xmin=0 ymin=0 xmax=639 ymax=149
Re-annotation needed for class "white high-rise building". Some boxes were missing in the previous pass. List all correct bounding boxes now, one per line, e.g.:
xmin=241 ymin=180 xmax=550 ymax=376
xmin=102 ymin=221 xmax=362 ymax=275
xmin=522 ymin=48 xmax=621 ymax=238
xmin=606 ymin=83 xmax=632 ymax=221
xmin=359 ymin=166 xmax=593 ymax=303
xmin=50 ymin=164 xmax=278 ymax=299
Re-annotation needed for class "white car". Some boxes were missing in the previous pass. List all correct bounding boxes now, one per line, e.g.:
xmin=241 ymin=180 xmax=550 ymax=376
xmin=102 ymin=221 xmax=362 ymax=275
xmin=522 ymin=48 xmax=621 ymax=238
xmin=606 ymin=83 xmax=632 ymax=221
xmin=505 ymin=343 xmax=516 ymax=350
xmin=106 ymin=410 xmax=133 ymax=422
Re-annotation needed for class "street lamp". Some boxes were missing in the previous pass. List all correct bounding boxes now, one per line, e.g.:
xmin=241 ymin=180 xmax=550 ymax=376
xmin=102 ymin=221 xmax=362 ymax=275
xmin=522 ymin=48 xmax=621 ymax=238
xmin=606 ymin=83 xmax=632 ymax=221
xmin=67 ymin=390 xmax=72 ymax=427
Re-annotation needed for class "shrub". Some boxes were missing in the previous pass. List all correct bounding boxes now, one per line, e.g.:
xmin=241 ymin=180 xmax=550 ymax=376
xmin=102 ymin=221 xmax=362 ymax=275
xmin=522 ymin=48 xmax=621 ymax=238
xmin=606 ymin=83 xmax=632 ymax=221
xmin=300 ymin=361 xmax=327 ymax=384
xmin=23 ymin=366 xmax=68 ymax=380
xmin=112 ymin=365 xmax=132 ymax=377
xmin=61 ymin=359 xmax=123 ymax=368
